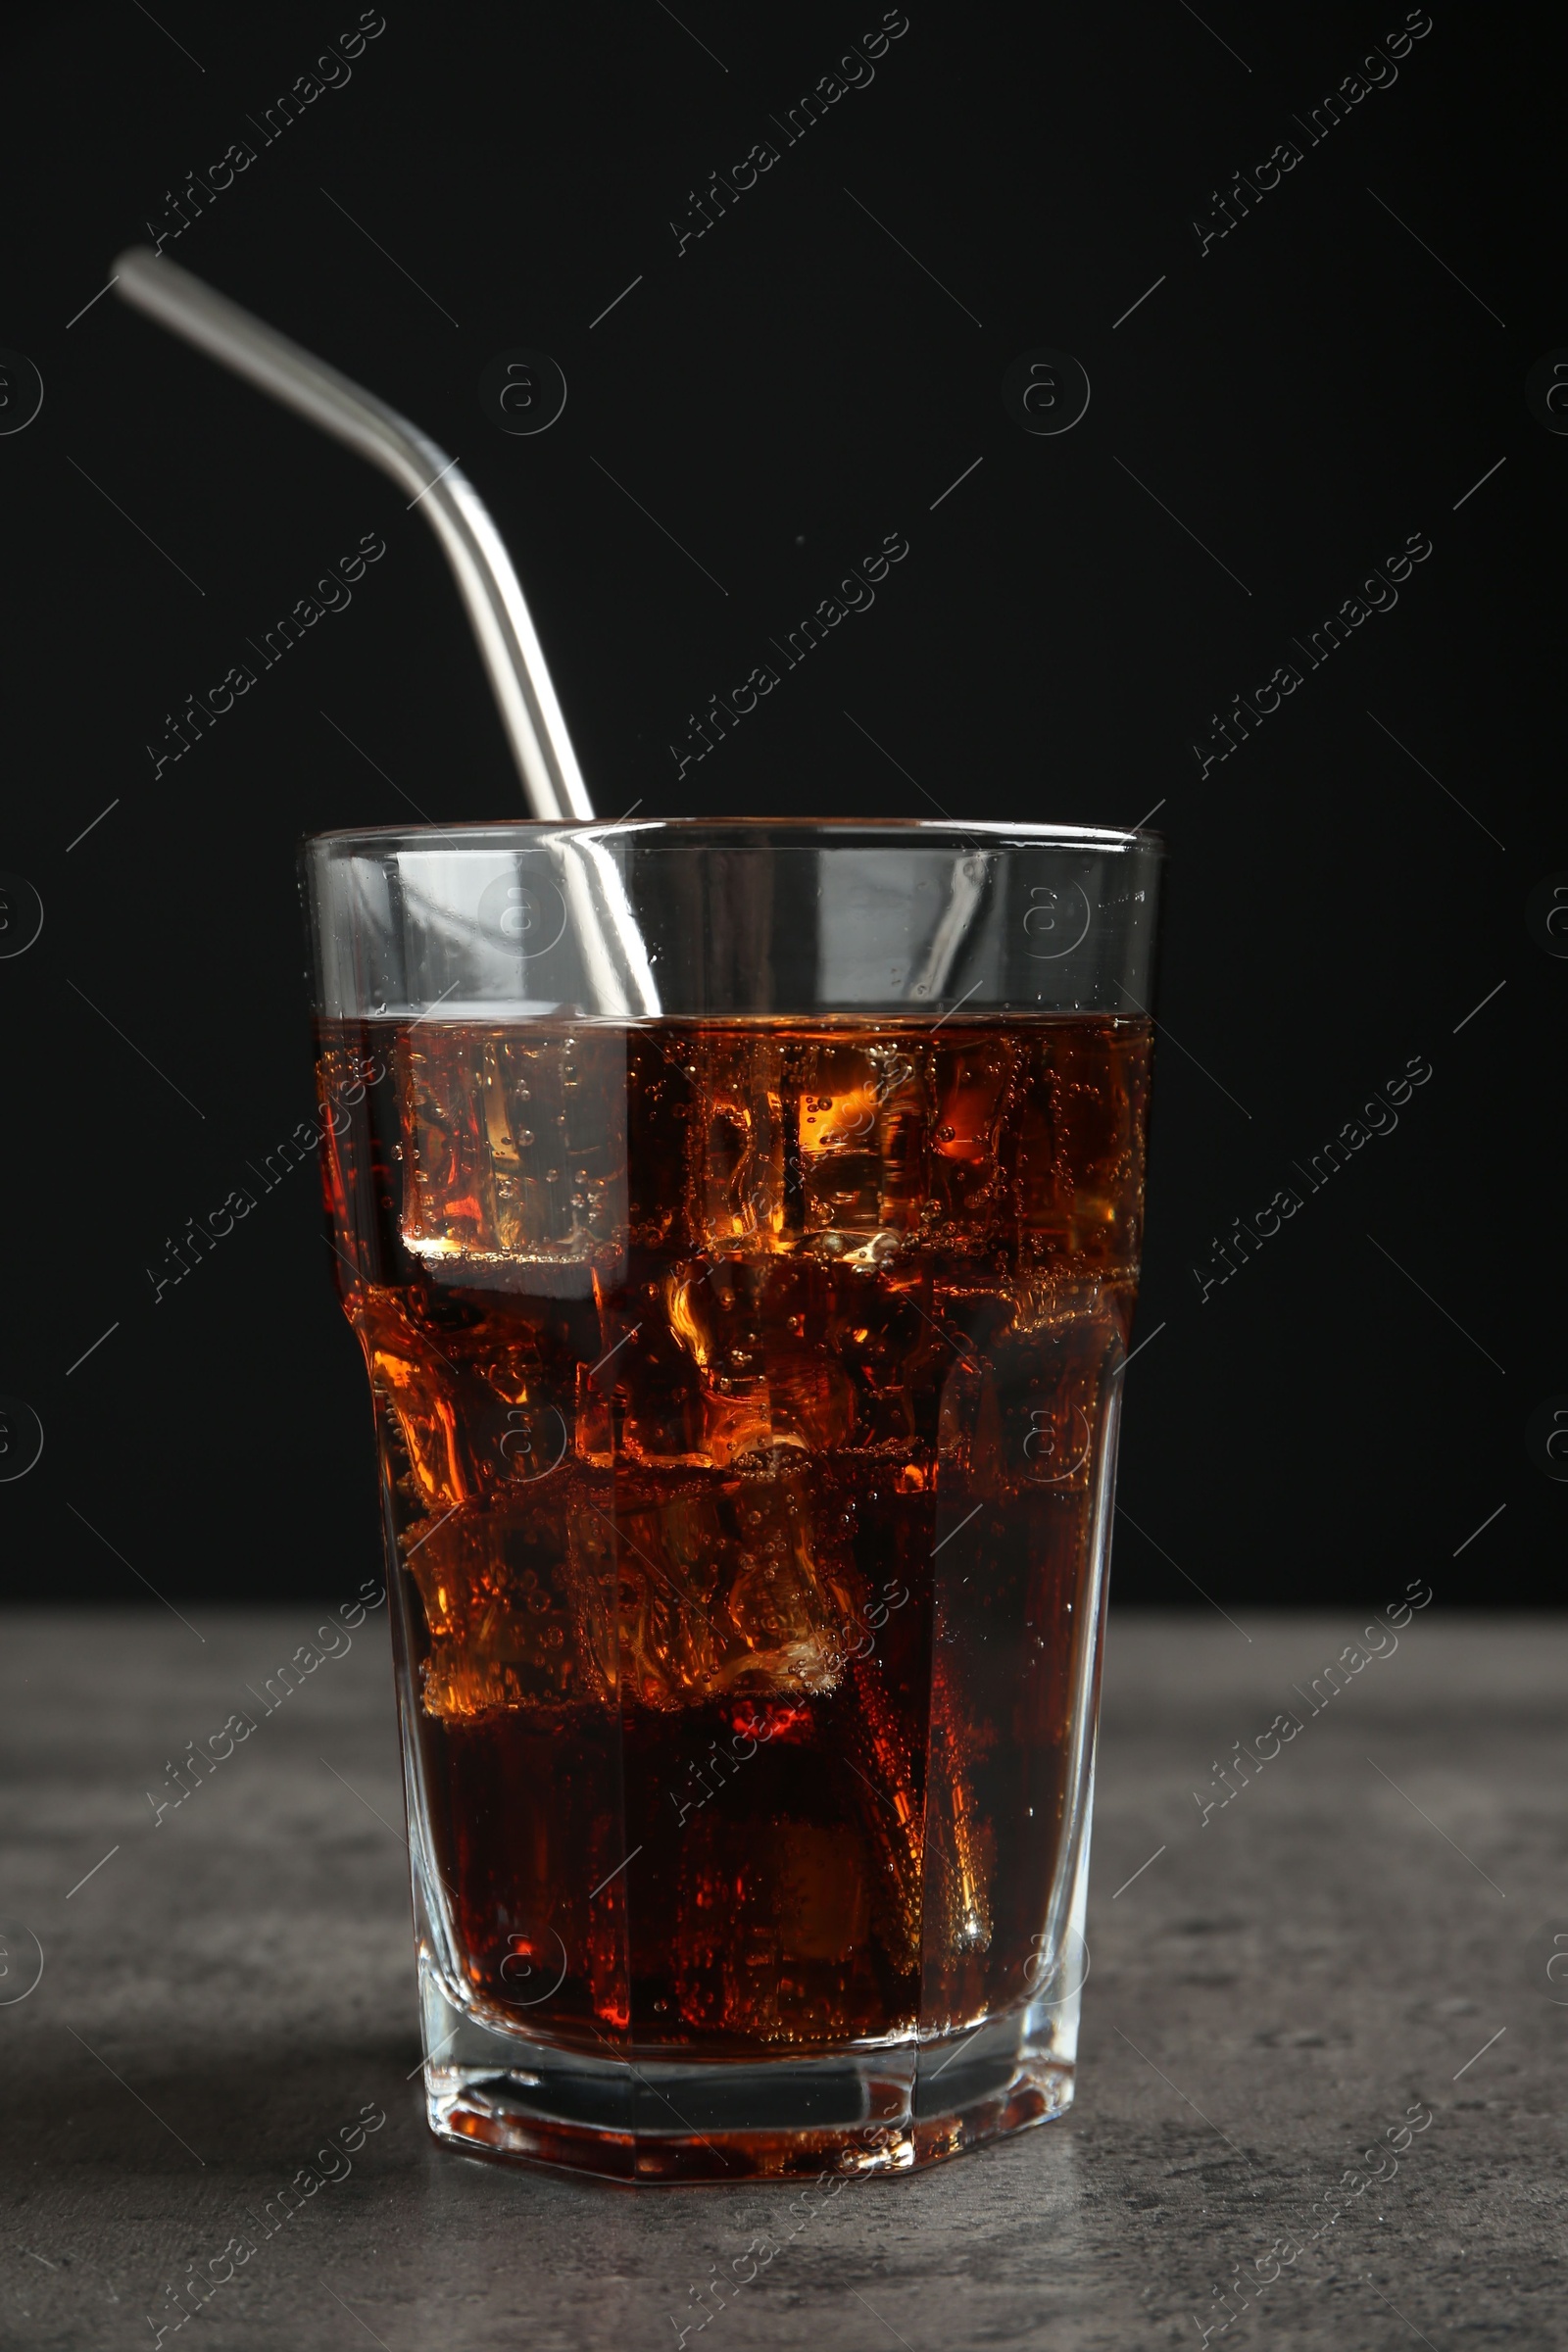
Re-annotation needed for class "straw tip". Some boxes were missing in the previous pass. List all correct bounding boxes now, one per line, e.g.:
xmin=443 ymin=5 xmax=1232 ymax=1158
xmin=110 ymin=246 xmax=163 ymax=294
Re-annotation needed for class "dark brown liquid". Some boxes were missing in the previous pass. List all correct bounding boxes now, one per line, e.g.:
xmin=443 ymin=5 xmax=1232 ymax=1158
xmin=318 ymin=1017 xmax=1151 ymax=2057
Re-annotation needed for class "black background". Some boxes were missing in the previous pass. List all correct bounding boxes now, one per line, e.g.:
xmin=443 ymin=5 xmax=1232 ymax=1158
xmin=1 ymin=0 xmax=1559 ymax=1611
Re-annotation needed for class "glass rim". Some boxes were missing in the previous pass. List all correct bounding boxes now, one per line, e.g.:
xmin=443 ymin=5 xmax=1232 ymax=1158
xmin=302 ymin=814 xmax=1165 ymax=855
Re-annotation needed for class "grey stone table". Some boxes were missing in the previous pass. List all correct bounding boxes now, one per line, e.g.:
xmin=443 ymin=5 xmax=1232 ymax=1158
xmin=3 ymin=1606 xmax=1562 ymax=2350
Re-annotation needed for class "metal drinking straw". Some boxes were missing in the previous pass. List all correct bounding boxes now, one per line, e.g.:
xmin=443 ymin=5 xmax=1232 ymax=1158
xmin=115 ymin=247 xmax=586 ymax=823
xmin=112 ymin=247 xmax=660 ymax=1015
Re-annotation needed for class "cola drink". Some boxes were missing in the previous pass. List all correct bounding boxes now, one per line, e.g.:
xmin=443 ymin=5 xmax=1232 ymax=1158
xmin=318 ymin=1012 xmax=1151 ymax=2067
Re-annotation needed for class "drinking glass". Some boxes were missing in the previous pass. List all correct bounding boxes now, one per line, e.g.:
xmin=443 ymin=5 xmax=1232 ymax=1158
xmin=302 ymin=817 xmax=1161 ymax=2180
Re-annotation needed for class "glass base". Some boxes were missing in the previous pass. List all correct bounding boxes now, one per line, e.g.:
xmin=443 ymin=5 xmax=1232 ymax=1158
xmin=419 ymin=1964 xmax=1077 ymax=2182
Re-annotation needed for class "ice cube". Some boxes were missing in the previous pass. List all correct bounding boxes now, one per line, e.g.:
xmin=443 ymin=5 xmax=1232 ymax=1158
xmin=358 ymin=1288 xmax=572 ymax=1514
xmin=639 ymin=1259 xmax=777 ymax=1468
xmin=358 ymin=1291 xmax=486 ymax=1511
xmin=613 ymin=1473 xmax=853 ymax=1711
xmin=396 ymin=1025 xmax=627 ymax=1294
xmin=794 ymin=1037 xmax=929 ymax=1253
xmin=647 ymin=1254 xmax=858 ymax=1466
xmin=402 ymin=1483 xmax=618 ymax=1717
xmin=687 ymin=1031 xmax=931 ymax=1264
xmin=689 ymin=1030 xmax=786 ymax=1250
xmin=927 ymin=1036 xmax=1022 ymax=1246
